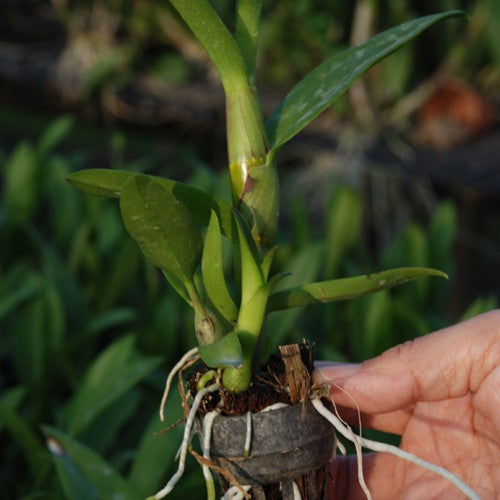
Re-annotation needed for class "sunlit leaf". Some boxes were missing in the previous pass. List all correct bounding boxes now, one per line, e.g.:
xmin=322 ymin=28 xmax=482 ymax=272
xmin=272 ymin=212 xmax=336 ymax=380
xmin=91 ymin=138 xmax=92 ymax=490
xmin=120 ymin=175 xmax=203 ymax=285
xmin=202 ymin=211 xmax=238 ymax=323
xmin=266 ymin=11 xmax=465 ymax=151
xmin=198 ymin=330 xmax=243 ymax=368
xmin=267 ymin=267 xmax=447 ymax=312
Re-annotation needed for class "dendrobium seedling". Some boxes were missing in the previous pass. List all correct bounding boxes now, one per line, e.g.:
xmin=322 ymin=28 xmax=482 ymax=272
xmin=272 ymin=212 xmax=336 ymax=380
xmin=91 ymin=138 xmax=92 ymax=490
xmin=67 ymin=3 xmax=478 ymax=499
xmin=68 ymin=3 xmax=463 ymax=394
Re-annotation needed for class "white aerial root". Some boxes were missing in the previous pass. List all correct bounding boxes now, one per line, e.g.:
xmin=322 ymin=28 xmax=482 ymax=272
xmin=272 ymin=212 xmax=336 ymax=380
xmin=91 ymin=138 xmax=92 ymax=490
xmin=292 ymin=480 xmax=302 ymax=500
xmin=222 ymin=485 xmax=252 ymax=500
xmin=327 ymin=394 xmax=371 ymax=499
xmin=312 ymin=398 xmax=480 ymax=500
xmin=153 ymin=383 xmax=220 ymax=499
xmin=201 ymin=410 xmax=219 ymax=500
xmin=244 ymin=411 xmax=252 ymax=457
xmin=160 ymin=347 xmax=199 ymax=422
xmin=260 ymin=402 xmax=289 ymax=412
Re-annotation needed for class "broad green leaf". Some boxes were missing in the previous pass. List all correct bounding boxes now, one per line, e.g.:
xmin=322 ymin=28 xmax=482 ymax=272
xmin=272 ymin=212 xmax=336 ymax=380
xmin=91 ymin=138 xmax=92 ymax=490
xmin=65 ymin=335 xmax=161 ymax=435
xmin=198 ymin=330 xmax=243 ymax=368
xmin=266 ymin=11 xmax=465 ymax=151
xmin=67 ymin=169 xmax=237 ymax=242
xmin=42 ymin=426 xmax=137 ymax=500
xmin=120 ymin=175 xmax=203 ymax=285
xmin=202 ymin=211 xmax=238 ymax=323
xmin=267 ymin=267 xmax=447 ymax=312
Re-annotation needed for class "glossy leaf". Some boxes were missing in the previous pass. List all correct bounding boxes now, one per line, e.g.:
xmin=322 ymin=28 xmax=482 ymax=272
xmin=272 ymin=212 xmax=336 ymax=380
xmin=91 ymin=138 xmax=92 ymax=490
xmin=120 ymin=175 xmax=203 ymax=285
xmin=267 ymin=267 xmax=447 ymax=312
xmin=67 ymin=168 xmax=237 ymax=242
xmin=198 ymin=330 xmax=243 ymax=368
xmin=202 ymin=211 xmax=238 ymax=323
xmin=43 ymin=426 xmax=137 ymax=500
xmin=266 ymin=11 xmax=465 ymax=151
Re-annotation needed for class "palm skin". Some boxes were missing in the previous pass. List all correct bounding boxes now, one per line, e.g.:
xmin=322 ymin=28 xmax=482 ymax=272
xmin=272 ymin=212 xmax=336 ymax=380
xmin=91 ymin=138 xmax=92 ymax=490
xmin=314 ymin=310 xmax=500 ymax=499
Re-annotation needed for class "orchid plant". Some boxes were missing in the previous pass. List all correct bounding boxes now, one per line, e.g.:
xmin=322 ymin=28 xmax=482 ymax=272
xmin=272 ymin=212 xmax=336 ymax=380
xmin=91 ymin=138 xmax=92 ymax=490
xmin=68 ymin=2 xmax=463 ymax=394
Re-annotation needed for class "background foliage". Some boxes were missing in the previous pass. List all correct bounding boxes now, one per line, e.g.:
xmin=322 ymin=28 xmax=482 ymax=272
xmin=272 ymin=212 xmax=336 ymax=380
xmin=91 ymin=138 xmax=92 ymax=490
xmin=0 ymin=1 xmax=498 ymax=498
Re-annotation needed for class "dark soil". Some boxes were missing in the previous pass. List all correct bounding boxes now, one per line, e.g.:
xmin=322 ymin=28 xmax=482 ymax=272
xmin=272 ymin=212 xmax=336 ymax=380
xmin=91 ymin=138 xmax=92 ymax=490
xmin=188 ymin=342 xmax=315 ymax=416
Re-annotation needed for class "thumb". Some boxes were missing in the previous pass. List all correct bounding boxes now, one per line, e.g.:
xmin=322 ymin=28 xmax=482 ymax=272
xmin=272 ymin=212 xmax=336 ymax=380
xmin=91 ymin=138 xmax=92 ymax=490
xmin=314 ymin=310 xmax=500 ymax=415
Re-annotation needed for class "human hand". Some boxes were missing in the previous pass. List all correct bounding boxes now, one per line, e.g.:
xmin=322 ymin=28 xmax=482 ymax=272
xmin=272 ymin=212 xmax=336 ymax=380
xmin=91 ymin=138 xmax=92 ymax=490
xmin=314 ymin=310 xmax=500 ymax=499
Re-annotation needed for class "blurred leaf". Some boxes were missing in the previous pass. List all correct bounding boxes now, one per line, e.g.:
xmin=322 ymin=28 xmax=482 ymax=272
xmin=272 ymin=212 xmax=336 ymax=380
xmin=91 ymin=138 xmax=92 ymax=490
xmin=42 ymin=426 xmax=137 ymax=500
xmin=0 ymin=272 xmax=43 ymax=322
xmin=198 ymin=330 xmax=243 ymax=368
xmin=3 ymin=141 xmax=38 ymax=217
xmin=120 ymin=175 xmax=203 ymax=288
xmin=266 ymin=11 xmax=465 ymax=151
xmin=85 ymin=308 xmax=137 ymax=336
xmin=0 ymin=402 xmax=46 ymax=476
xmin=460 ymin=295 xmax=498 ymax=321
xmin=362 ymin=290 xmax=393 ymax=358
xmin=129 ymin=390 xmax=185 ymax=496
xmin=0 ymin=387 xmax=25 ymax=434
xmin=67 ymin=169 xmax=237 ymax=242
xmin=36 ymin=115 xmax=74 ymax=158
xmin=202 ymin=211 xmax=238 ymax=323
xmin=485 ymin=0 xmax=500 ymax=64
xmin=65 ymin=335 xmax=161 ymax=435
xmin=266 ymin=243 xmax=323 ymax=348
xmin=325 ymin=185 xmax=362 ymax=278
xmin=428 ymin=201 xmax=457 ymax=273
xmin=267 ymin=267 xmax=447 ymax=312
xmin=80 ymin=390 xmax=140 ymax=455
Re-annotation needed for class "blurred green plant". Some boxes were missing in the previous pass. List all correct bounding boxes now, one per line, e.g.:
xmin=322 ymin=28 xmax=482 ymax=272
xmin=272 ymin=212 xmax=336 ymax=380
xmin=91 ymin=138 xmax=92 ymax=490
xmin=1 ymin=117 xmax=497 ymax=499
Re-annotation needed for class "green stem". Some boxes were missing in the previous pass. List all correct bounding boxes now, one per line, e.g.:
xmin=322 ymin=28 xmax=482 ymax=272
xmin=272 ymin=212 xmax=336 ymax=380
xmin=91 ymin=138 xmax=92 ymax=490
xmin=185 ymin=282 xmax=224 ymax=345
xmin=235 ymin=0 xmax=262 ymax=83
xmin=169 ymin=0 xmax=247 ymax=89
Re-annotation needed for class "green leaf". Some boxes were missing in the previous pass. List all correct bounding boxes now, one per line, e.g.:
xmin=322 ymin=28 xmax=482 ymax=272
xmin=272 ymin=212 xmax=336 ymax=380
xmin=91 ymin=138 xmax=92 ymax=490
xmin=120 ymin=175 xmax=203 ymax=286
xmin=67 ymin=169 xmax=237 ymax=242
xmin=42 ymin=427 xmax=137 ymax=500
xmin=65 ymin=335 xmax=161 ymax=435
xmin=266 ymin=11 xmax=465 ymax=151
xmin=267 ymin=267 xmax=447 ymax=312
xmin=198 ymin=330 xmax=243 ymax=368
xmin=3 ymin=141 xmax=39 ymax=217
xmin=202 ymin=211 xmax=238 ymax=323
xmin=36 ymin=115 xmax=74 ymax=158
xmin=325 ymin=185 xmax=362 ymax=278
xmin=265 ymin=243 xmax=323 ymax=348
xmin=235 ymin=210 xmax=264 ymax=306
xmin=128 ymin=392 xmax=185 ymax=496
xmin=0 ymin=400 xmax=45 ymax=476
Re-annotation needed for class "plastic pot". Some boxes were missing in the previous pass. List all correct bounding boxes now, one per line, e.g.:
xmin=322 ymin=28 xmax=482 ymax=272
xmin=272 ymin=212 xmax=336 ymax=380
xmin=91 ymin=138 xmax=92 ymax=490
xmin=204 ymin=400 xmax=335 ymax=499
